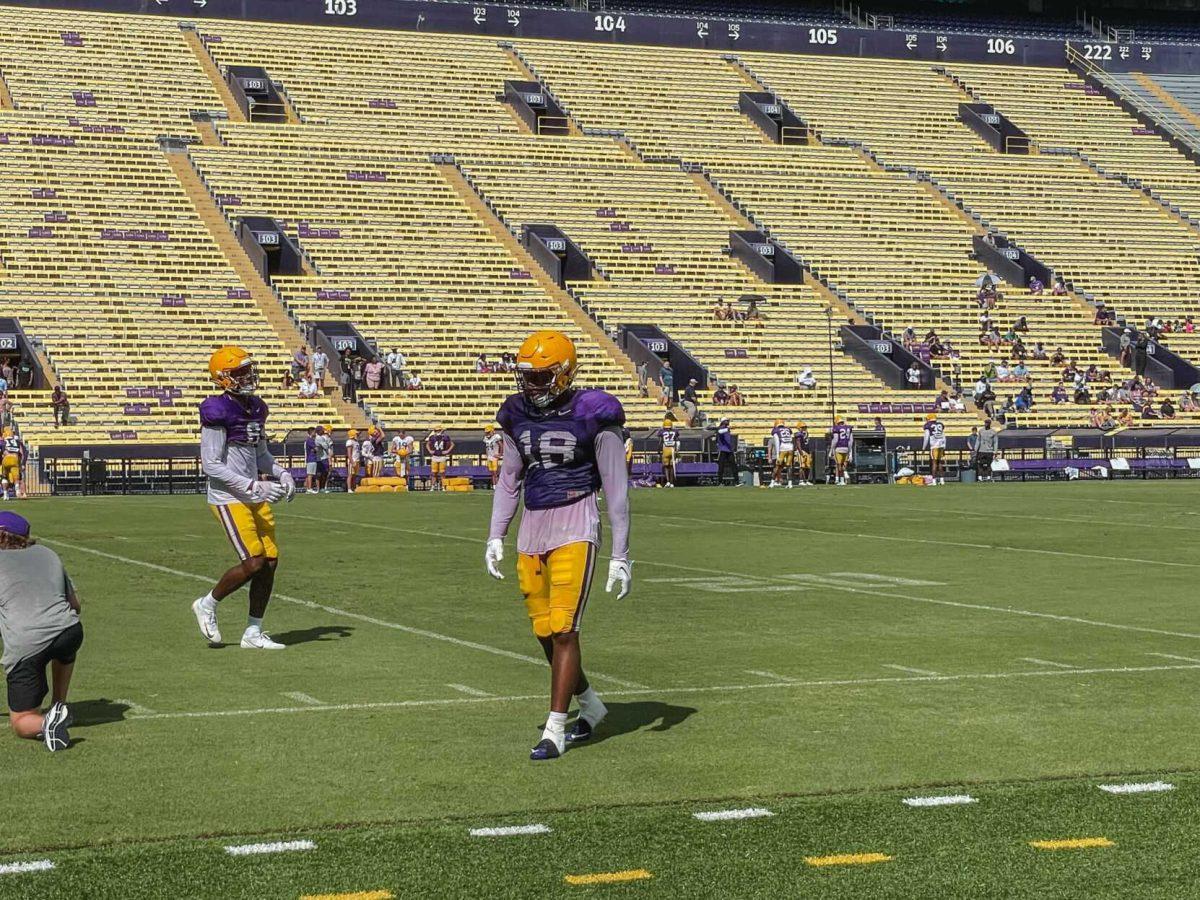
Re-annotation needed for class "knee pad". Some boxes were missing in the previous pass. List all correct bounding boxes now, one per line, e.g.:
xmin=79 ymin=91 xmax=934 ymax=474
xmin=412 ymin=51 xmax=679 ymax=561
xmin=547 ymin=607 xmax=574 ymax=635
xmin=529 ymin=612 xmax=552 ymax=638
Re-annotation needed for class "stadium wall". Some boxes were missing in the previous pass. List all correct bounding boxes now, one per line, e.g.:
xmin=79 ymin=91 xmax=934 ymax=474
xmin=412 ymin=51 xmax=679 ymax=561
xmin=5 ymin=0 xmax=1200 ymax=73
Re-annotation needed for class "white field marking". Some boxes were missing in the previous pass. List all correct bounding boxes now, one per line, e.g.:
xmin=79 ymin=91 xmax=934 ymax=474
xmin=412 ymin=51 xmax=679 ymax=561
xmin=40 ymin=538 xmax=646 ymax=690
xmin=902 ymin=794 xmax=977 ymax=807
xmin=124 ymin=662 xmax=1200 ymax=722
xmin=882 ymin=664 xmax=940 ymax=676
xmin=1020 ymin=657 xmax=1078 ymax=669
xmin=282 ymin=692 xmax=324 ymax=706
xmin=744 ymin=669 xmax=796 ymax=682
xmin=0 ymin=860 xmax=54 ymax=875
xmin=469 ymin=824 xmax=551 ymax=837
xmin=635 ymin=511 xmax=1200 ymax=571
xmin=693 ymin=807 xmax=774 ymax=822
xmin=446 ymin=683 xmax=492 ymax=697
xmin=1097 ymin=781 xmax=1174 ymax=795
xmin=1147 ymin=652 xmax=1200 ymax=664
xmin=224 ymin=839 xmax=315 ymax=856
xmin=823 ymin=572 xmax=946 ymax=586
xmin=114 ymin=698 xmax=156 ymax=716
xmin=267 ymin=514 xmax=1200 ymax=645
xmin=644 ymin=575 xmax=806 ymax=593
xmin=824 ymin=498 xmax=1197 ymax=532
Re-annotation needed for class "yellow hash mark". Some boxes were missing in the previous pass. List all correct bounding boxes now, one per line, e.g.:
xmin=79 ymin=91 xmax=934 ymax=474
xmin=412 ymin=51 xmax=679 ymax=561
xmin=564 ymin=869 xmax=653 ymax=886
xmin=1030 ymin=837 xmax=1114 ymax=851
xmin=805 ymin=852 xmax=893 ymax=867
xmin=301 ymin=892 xmax=394 ymax=900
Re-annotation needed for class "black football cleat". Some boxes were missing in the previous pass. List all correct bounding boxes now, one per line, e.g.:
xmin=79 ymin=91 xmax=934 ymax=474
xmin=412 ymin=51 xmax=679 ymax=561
xmin=529 ymin=738 xmax=562 ymax=761
xmin=565 ymin=718 xmax=594 ymax=744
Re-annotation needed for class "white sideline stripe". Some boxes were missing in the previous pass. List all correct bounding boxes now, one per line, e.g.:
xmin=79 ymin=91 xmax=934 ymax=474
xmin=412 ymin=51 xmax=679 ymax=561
xmin=1147 ymin=652 xmax=1200 ymax=664
xmin=744 ymin=669 xmax=795 ymax=682
xmin=446 ymin=683 xmax=492 ymax=697
xmin=242 ymin=514 xmax=1200 ymax=646
xmin=1020 ymin=657 xmax=1078 ymax=669
xmin=41 ymin=538 xmax=646 ymax=690
xmin=635 ymin=511 xmax=1200 ymax=571
xmin=1097 ymin=781 xmax=1174 ymax=794
xmin=224 ymin=840 xmax=315 ymax=856
xmin=282 ymin=692 xmax=324 ymax=706
xmin=826 ymin=499 xmax=1198 ymax=532
xmin=125 ymin=663 xmax=1200 ymax=722
xmin=693 ymin=807 xmax=774 ymax=822
xmin=902 ymin=794 xmax=977 ymax=807
xmin=469 ymin=824 xmax=551 ymax=837
xmin=882 ymin=664 xmax=940 ymax=676
xmin=0 ymin=860 xmax=54 ymax=875
xmin=114 ymin=698 xmax=156 ymax=716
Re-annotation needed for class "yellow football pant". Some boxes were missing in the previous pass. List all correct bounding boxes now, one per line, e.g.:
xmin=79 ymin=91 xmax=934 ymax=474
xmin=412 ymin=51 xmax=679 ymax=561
xmin=211 ymin=502 xmax=278 ymax=560
xmin=517 ymin=541 xmax=596 ymax=638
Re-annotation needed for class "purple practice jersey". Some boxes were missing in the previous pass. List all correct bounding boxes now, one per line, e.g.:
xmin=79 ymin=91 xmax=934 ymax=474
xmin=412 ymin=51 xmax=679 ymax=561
xmin=199 ymin=393 xmax=268 ymax=445
xmin=831 ymin=422 xmax=853 ymax=449
xmin=496 ymin=388 xmax=625 ymax=511
xmin=796 ymin=430 xmax=810 ymax=452
xmin=427 ymin=433 xmax=453 ymax=455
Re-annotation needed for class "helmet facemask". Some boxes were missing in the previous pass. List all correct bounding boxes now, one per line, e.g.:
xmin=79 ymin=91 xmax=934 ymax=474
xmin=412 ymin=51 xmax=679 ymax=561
xmin=516 ymin=361 xmax=574 ymax=409
xmin=223 ymin=360 xmax=259 ymax=395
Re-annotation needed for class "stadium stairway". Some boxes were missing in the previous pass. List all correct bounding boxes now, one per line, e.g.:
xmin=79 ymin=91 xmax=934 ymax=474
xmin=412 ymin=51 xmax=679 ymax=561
xmin=164 ymin=147 xmax=363 ymax=430
xmin=1130 ymin=73 xmax=1200 ymax=132
xmin=179 ymin=25 xmax=245 ymax=124
xmin=0 ymin=70 xmax=13 ymax=110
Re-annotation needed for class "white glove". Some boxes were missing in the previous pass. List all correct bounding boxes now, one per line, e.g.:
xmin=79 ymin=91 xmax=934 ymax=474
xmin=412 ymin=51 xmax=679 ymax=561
xmin=248 ymin=479 xmax=287 ymax=504
xmin=485 ymin=538 xmax=505 ymax=580
xmin=606 ymin=559 xmax=632 ymax=600
xmin=278 ymin=470 xmax=297 ymax=502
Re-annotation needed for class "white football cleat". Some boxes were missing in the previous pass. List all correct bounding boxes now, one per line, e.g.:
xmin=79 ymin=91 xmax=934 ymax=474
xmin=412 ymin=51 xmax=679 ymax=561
xmin=192 ymin=598 xmax=221 ymax=644
xmin=241 ymin=629 xmax=285 ymax=650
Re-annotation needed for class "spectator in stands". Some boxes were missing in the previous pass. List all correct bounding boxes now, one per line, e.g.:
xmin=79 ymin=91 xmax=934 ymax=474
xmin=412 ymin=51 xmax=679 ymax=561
xmin=905 ymin=361 xmax=922 ymax=388
xmin=1010 ymin=336 xmax=1028 ymax=360
xmin=1013 ymin=316 xmax=1029 ymax=333
xmin=973 ymin=376 xmax=989 ymax=402
xmin=1015 ymin=386 xmax=1033 ymax=413
xmin=872 ymin=416 xmax=886 ymax=433
xmin=1142 ymin=403 xmax=1160 ymax=420
xmin=660 ymin=360 xmax=676 ymax=405
xmin=311 ymin=347 xmax=329 ymax=386
xmin=1032 ymin=342 xmax=1047 ymax=360
xmin=1052 ymin=277 xmax=1068 ymax=296
xmin=726 ymin=384 xmax=744 ymax=406
xmin=50 ymin=385 xmax=69 ymax=427
xmin=1001 ymin=325 xmax=1019 ymax=345
xmin=0 ymin=361 xmax=13 ymax=387
xmin=1094 ymin=303 xmax=1114 ymax=326
xmin=744 ymin=300 xmax=763 ymax=322
xmin=1098 ymin=406 xmax=1117 ymax=429
xmin=1186 ymin=316 xmax=1196 ymax=334
xmin=1050 ymin=346 xmax=1066 ymax=366
xmin=1118 ymin=408 xmax=1134 ymax=427
xmin=350 ymin=354 xmax=366 ymax=397
xmin=1051 ymin=383 xmax=1068 ymax=404
xmin=474 ymin=353 xmax=491 ymax=373
xmin=407 ymin=371 xmax=423 ymax=390
xmin=1012 ymin=361 xmax=1030 ymax=381
xmin=712 ymin=383 xmax=729 ymax=406
xmin=1118 ymin=329 xmax=1133 ymax=366
xmin=291 ymin=346 xmax=310 ymax=381
xmin=386 ymin=348 xmax=406 ymax=387
xmin=1028 ymin=276 xmax=1044 ymax=295
xmin=364 ymin=357 xmax=384 ymax=390
xmin=637 ymin=360 xmax=649 ymax=397
xmin=281 ymin=370 xmax=295 ymax=391
xmin=901 ymin=326 xmax=916 ymax=349
xmin=1133 ymin=333 xmax=1150 ymax=378
xmin=722 ymin=302 xmax=737 ymax=322
xmin=1180 ymin=391 xmax=1199 ymax=413
xmin=1088 ymin=406 xmax=1103 ymax=428
xmin=936 ymin=389 xmax=952 ymax=411
xmin=796 ymin=366 xmax=817 ymax=390
xmin=712 ymin=301 xmax=727 ymax=320
xmin=298 ymin=373 xmax=320 ymax=399
xmin=1161 ymin=398 xmax=1177 ymax=419
xmin=681 ymin=378 xmax=700 ymax=426
xmin=982 ymin=327 xmax=1002 ymax=348
xmin=995 ymin=361 xmax=1012 ymax=382
xmin=499 ymin=352 xmax=516 ymax=373
xmin=16 ymin=358 xmax=31 ymax=390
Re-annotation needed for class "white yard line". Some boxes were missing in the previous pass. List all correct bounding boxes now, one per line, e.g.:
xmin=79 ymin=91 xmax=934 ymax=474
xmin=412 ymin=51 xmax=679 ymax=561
xmin=1019 ymin=657 xmax=1078 ymax=669
xmin=469 ymin=824 xmax=550 ymax=837
xmin=224 ymin=840 xmax=315 ymax=856
xmin=693 ymin=808 xmax=773 ymax=822
xmin=824 ymin=499 xmax=1197 ymax=532
xmin=42 ymin=538 xmax=645 ymax=690
xmin=114 ymin=698 xmax=157 ymax=716
xmin=744 ymin=669 xmax=796 ymax=683
xmin=1097 ymin=781 xmax=1174 ymax=794
xmin=0 ymin=860 xmax=53 ymax=875
xmin=282 ymin=692 xmax=324 ymax=706
xmin=902 ymin=794 xmax=977 ymax=807
xmin=124 ymin=662 xmax=1200 ymax=722
xmin=1146 ymin=651 xmax=1200 ymax=664
xmin=882 ymin=664 xmax=940 ymax=676
xmin=446 ymin=683 xmax=492 ymax=697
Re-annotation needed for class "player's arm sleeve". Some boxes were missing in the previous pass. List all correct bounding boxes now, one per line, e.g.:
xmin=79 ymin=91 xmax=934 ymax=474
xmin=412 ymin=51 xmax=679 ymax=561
xmin=200 ymin=426 xmax=256 ymax=501
xmin=596 ymin=427 xmax=630 ymax=561
xmin=921 ymin=432 xmax=929 ymax=450
xmin=487 ymin=433 xmax=525 ymax=541
xmin=256 ymin=437 xmax=285 ymax=478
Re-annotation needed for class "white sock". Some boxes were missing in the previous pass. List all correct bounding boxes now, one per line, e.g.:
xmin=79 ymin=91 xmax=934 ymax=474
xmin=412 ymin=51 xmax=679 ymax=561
xmin=246 ymin=616 xmax=263 ymax=632
xmin=200 ymin=593 xmax=218 ymax=614
xmin=577 ymin=686 xmax=607 ymax=726
xmin=541 ymin=711 xmax=568 ymax=747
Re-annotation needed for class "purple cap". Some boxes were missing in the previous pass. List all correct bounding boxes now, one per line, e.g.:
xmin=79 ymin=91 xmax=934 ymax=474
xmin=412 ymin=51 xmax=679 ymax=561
xmin=0 ymin=511 xmax=30 ymax=537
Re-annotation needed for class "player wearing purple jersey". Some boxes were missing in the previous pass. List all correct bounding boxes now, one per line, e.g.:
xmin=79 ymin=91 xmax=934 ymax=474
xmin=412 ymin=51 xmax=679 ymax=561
xmin=485 ymin=331 xmax=632 ymax=761
xmin=191 ymin=346 xmax=296 ymax=650
xmin=425 ymin=426 xmax=454 ymax=492
xmin=829 ymin=416 xmax=853 ymax=486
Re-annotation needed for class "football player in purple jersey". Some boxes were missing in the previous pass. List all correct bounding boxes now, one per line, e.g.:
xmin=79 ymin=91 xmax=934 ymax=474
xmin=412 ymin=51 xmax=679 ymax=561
xmin=485 ymin=331 xmax=632 ymax=760
xmin=191 ymin=347 xmax=296 ymax=650
xmin=829 ymin=415 xmax=854 ymax=486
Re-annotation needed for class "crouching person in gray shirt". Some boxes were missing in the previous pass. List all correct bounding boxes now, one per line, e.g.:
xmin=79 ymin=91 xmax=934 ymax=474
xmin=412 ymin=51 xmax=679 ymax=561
xmin=0 ymin=512 xmax=82 ymax=752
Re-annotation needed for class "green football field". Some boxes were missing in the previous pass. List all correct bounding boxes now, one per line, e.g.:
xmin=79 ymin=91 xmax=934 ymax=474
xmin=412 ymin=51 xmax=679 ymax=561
xmin=1 ymin=481 xmax=1199 ymax=898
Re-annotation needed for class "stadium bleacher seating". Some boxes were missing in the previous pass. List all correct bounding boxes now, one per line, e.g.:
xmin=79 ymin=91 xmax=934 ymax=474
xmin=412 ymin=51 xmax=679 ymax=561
xmin=1 ymin=3 xmax=1197 ymax=449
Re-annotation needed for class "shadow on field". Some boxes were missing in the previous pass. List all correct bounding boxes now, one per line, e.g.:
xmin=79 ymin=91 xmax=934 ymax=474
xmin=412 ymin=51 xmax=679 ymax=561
xmin=70 ymin=699 xmax=130 ymax=727
xmin=586 ymin=701 xmax=698 ymax=746
xmin=272 ymin=625 xmax=355 ymax=646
